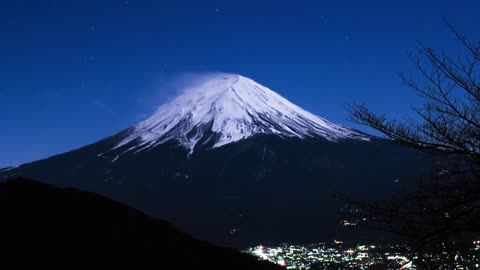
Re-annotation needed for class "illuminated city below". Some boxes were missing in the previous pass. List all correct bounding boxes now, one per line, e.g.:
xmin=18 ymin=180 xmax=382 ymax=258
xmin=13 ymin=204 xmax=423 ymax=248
xmin=244 ymin=241 xmax=480 ymax=270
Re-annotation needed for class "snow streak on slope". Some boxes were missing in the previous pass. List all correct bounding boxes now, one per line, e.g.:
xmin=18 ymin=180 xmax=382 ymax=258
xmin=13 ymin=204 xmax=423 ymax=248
xmin=0 ymin=166 xmax=19 ymax=173
xmin=115 ymin=74 xmax=369 ymax=153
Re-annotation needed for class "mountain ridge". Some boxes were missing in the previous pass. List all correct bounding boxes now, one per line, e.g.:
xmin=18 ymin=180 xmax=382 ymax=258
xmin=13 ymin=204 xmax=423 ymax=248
xmin=0 ymin=177 xmax=281 ymax=269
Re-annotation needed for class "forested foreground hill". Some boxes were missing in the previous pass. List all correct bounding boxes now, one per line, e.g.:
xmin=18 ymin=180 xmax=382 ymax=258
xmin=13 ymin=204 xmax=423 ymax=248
xmin=0 ymin=178 xmax=280 ymax=270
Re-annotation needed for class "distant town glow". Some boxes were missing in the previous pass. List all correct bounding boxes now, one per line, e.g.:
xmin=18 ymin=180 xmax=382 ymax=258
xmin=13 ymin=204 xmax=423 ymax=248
xmin=245 ymin=241 xmax=480 ymax=269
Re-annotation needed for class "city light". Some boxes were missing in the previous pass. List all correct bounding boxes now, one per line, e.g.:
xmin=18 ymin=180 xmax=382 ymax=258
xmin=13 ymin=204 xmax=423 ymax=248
xmin=245 ymin=241 xmax=480 ymax=269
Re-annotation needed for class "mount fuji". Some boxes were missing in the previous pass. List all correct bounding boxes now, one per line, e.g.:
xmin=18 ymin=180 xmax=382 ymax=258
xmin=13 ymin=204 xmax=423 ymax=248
xmin=111 ymin=74 xmax=368 ymax=156
xmin=0 ymin=74 xmax=427 ymax=247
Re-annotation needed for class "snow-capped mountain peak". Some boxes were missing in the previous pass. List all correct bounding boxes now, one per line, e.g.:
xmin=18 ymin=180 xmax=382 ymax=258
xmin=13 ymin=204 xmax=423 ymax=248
xmin=115 ymin=74 xmax=369 ymax=153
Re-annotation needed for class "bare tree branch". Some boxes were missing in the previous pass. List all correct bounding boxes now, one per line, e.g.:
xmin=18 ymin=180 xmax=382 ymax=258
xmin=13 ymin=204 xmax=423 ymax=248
xmin=344 ymin=21 xmax=480 ymax=266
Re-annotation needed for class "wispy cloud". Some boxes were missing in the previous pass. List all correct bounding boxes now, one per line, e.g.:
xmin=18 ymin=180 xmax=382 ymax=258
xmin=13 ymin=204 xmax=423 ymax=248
xmin=90 ymin=98 xmax=115 ymax=115
xmin=137 ymin=71 xmax=234 ymax=116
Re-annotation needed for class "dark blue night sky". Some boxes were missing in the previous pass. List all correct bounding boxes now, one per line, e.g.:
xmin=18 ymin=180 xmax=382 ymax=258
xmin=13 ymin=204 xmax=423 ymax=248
xmin=1 ymin=0 xmax=479 ymax=167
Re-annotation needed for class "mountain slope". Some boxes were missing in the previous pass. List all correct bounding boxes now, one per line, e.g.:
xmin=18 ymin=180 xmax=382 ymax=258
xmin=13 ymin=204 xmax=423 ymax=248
xmin=0 ymin=178 xmax=280 ymax=270
xmin=0 ymin=135 xmax=428 ymax=247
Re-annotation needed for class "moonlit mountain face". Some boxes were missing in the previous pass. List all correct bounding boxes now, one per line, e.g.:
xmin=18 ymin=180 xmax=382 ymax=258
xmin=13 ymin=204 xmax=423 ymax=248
xmin=0 ymin=74 xmax=427 ymax=248
xmin=114 ymin=75 xmax=369 ymax=154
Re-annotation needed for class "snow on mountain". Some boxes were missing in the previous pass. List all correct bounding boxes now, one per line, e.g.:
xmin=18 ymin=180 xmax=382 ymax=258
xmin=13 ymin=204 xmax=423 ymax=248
xmin=114 ymin=74 xmax=369 ymax=154
xmin=0 ymin=166 xmax=19 ymax=173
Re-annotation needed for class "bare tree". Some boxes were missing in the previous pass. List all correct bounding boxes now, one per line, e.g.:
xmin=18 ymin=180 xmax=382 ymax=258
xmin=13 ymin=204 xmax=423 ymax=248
xmin=351 ymin=20 xmax=479 ymax=164
xmin=345 ymin=19 xmax=480 ymax=263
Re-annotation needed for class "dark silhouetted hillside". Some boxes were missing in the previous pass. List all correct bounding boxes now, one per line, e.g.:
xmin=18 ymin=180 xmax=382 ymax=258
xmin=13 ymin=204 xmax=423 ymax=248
xmin=0 ymin=178 xmax=280 ymax=270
